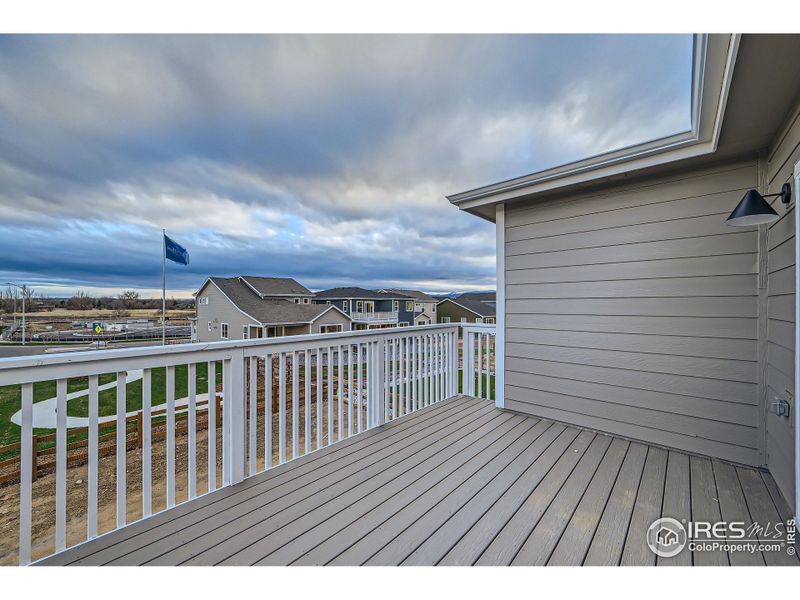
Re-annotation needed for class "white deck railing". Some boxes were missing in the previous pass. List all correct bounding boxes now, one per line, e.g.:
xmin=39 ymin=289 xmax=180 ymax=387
xmin=462 ymin=324 xmax=497 ymax=402
xmin=0 ymin=323 xmax=495 ymax=565
xmin=350 ymin=311 xmax=398 ymax=322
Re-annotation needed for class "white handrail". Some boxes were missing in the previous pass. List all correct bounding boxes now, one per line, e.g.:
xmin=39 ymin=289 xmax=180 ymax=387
xmin=3 ymin=323 xmax=489 ymax=565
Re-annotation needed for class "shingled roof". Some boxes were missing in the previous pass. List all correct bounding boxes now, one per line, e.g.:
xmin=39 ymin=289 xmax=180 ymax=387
xmin=457 ymin=291 xmax=496 ymax=303
xmin=314 ymin=287 xmax=410 ymax=300
xmin=439 ymin=296 xmax=496 ymax=317
xmin=239 ymin=276 xmax=313 ymax=297
xmin=382 ymin=288 xmax=437 ymax=302
xmin=208 ymin=277 xmax=345 ymax=325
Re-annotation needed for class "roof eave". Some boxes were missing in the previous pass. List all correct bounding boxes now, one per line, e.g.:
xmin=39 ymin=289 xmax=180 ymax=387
xmin=447 ymin=33 xmax=739 ymax=220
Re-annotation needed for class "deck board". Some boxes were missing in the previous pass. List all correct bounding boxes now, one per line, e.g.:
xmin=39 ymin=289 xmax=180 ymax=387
xmin=690 ymin=456 xmax=729 ymax=566
xmin=621 ymin=446 xmax=667 ymax=566
xmin=657 ymin=451 xmax=692 ymax=566
xmin=547 ymin=438 xmax=629 ymax=566
xmin=38 ymin=395 xmax=797 ymax=567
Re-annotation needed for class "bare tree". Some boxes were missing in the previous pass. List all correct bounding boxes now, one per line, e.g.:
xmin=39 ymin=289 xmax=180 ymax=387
xmin=67 ymin=291 xmax=91 ymax=310
xmin=118 ymin=290 xmax=141 ymax=309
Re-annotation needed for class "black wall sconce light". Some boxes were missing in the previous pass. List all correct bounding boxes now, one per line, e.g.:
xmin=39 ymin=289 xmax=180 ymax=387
xmin=726 ymin=183 xmax=792 ymax=227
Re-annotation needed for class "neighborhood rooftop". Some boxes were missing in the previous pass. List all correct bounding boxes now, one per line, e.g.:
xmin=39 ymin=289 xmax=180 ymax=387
xmin=209 ymin=277 xmax=335 ymax=325
xmin=445 ymin=296 xmax=496 ymax=317
xmin=382 ymin=289 xmax=438 ymax=302
xmin=239 ymin=276 xmax=313 ymax=297
xmin=314 ymin=287 xmax=411 ymax=300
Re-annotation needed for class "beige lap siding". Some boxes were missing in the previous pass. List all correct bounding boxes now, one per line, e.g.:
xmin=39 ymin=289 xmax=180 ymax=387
xmin=503 ymin=160 xmax=762 ymax=465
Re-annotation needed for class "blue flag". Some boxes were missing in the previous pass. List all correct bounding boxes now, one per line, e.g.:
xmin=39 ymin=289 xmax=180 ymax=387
xmin=164 ymin=234 xmax=190 ymax=265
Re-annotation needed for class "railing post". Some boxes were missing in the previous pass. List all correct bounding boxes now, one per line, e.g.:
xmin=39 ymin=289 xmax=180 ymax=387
xmin=371 ymin=339 xmax=385 ymax=427
xmin=228 ymin=349 xmax=246 ymax=485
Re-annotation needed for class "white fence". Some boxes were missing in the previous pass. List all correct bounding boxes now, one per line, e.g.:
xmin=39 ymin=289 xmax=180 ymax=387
xmin=0 ymin=323 xmax=499 ymax=565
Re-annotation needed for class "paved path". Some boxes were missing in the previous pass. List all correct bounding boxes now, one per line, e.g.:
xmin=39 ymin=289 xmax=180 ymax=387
xmin=10 ymin=369 xmax=211 ymax=429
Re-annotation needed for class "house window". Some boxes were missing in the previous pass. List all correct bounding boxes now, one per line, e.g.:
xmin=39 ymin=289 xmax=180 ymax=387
xmin=294 ymin=298 xmax=300 ymax=304
xmin=432 ymin=304 xmax=436 ymax=313
xmin=476 ymin=318 xmax=484 ymax=324
xmin=267 ymin=326 xmax=285 ymax=337
xmin=442 ymin=317 xmax=451 ymax=323
xmin=198 ymin=297 xmax=209 ymax=305
xmin=303 ymin=298 xmax=310 ymax=304
xmin=393 ymin=300 xmax=399 ymax=312
xmin=460 ymin=317 xmax=467 ymax=323
xmin=342 ymin=301 xmax=349 ymax=312
xmin=406 ymin=301 xmax=413 ymax=311
xmin=356 ymin=300 xmax=363 ymax=311
xmin=399 ymin=322 xmax=409 ymax=327
xmin=326 ymin=300 xmax=331 ymax=304
xmin=220 ymin=323 xmax=229 ymax=339
xmin=207 ymin=321 xmax=212 ymax=332
xmin=320 ymin=323 xmax=343 ymax=334
xmin=243 ymin=325 xmax=249 ymax=339
xmin=485 ymin=317 xmax=495 ymax=324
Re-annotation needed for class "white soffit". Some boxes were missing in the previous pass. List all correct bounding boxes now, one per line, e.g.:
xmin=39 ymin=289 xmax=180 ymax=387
xmin=448 ymin=34 xmax=740 ymax=214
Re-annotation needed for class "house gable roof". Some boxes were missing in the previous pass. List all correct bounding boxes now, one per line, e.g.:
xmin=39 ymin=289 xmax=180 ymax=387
xmin=382 ymin=289 xmax=437 ymax=302
xmin=457 ymin=291 xmax=496 ymax=304
xmin=438 ymin=297 xmax=496 ymax=318
xmin=315 ymin=287 xmax=411 ymax=300
xmin=208 ymin=277 xmax=350 ymax=326
xmin=239 ymin=276 xmax=313 ymax=297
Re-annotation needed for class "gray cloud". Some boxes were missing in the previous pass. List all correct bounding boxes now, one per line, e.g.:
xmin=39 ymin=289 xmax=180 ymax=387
xmin=0 ymin=34 xmax=692 ymax=296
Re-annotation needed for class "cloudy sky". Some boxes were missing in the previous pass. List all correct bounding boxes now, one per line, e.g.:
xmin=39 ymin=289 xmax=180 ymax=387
xmin=0 ymin=34 xmax=693 ymax=298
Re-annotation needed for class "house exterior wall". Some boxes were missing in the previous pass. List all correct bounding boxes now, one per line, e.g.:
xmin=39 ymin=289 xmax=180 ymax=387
xmin=502 ymin=159 xmax=763 ymax=466
xmin=436 ymin=300 xmax=484 ymax=324
xmin=764 ymin=102 xmax=800 ymax=507
xmin=309 ymin=308 xmax=352 ymax=333
xmin=195 ymin=281 xmax=258 ymax=342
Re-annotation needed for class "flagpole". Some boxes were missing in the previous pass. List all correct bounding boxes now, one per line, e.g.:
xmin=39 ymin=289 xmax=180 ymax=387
xmin=162 ymin=228 xmax=166 ymax=345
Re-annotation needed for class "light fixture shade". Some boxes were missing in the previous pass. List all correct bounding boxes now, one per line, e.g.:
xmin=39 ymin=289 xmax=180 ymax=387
xmin=726 ymin=190 xmax=780 ymax=226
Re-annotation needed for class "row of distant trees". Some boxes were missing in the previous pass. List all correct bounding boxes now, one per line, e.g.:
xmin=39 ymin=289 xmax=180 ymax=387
xmin=0 ymin=286 xmax=193 ymax=315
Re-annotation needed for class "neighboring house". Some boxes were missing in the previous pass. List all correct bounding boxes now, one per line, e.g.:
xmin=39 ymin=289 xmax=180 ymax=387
xmin=414 ymin=311 xmax=434 ymax=326
xmin=194 ymin=276 xmax=351 ymax=341
xmin=313 ymin=287 xmax=414 ymax=329
xmin=436 ymin=297 xmax=496 ymax=324
xmin=456 ymin=291 xmax=496 ymax=307
xmin=380 ymin=288 xmax=439 ymax=322
xmin=448 ymin=34 xmax=800 ymax=512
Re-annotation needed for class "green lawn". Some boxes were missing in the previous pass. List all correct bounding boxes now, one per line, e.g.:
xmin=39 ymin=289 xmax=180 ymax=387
xmin=0 ymin=363 xmax=224 ymax=456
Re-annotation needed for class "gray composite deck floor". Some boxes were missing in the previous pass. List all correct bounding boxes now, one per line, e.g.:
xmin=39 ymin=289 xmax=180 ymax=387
xmin=39 ymin=395 xmax=798 ymax=566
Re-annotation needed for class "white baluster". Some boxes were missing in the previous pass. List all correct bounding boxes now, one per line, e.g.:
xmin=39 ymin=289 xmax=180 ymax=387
xmin=143 ymin=368 xmax=153 ymax=513
xmin=278 ymin=352 xmax=287 ymax=464
xmin=206 ymin=361 xmax=216 ymax=492
xmin=166 ymin=365 xmax=176 ymax=507
xmin=305 ymin=350 xmax=311 ymax=454
xmin=19 ymin=383 xmax=33 ymax=565
xmin=188 ymin=363 xmax=198 ymax=497
xmin=116 ymin=371 xmax=127 ymax=528
xmin=292 ymin=351 xmax=299 ymax=459
xmin=55 ymin=378 xmax=67 ymax=553
xmin=88 ymin=374 xmax=99 ymax=539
